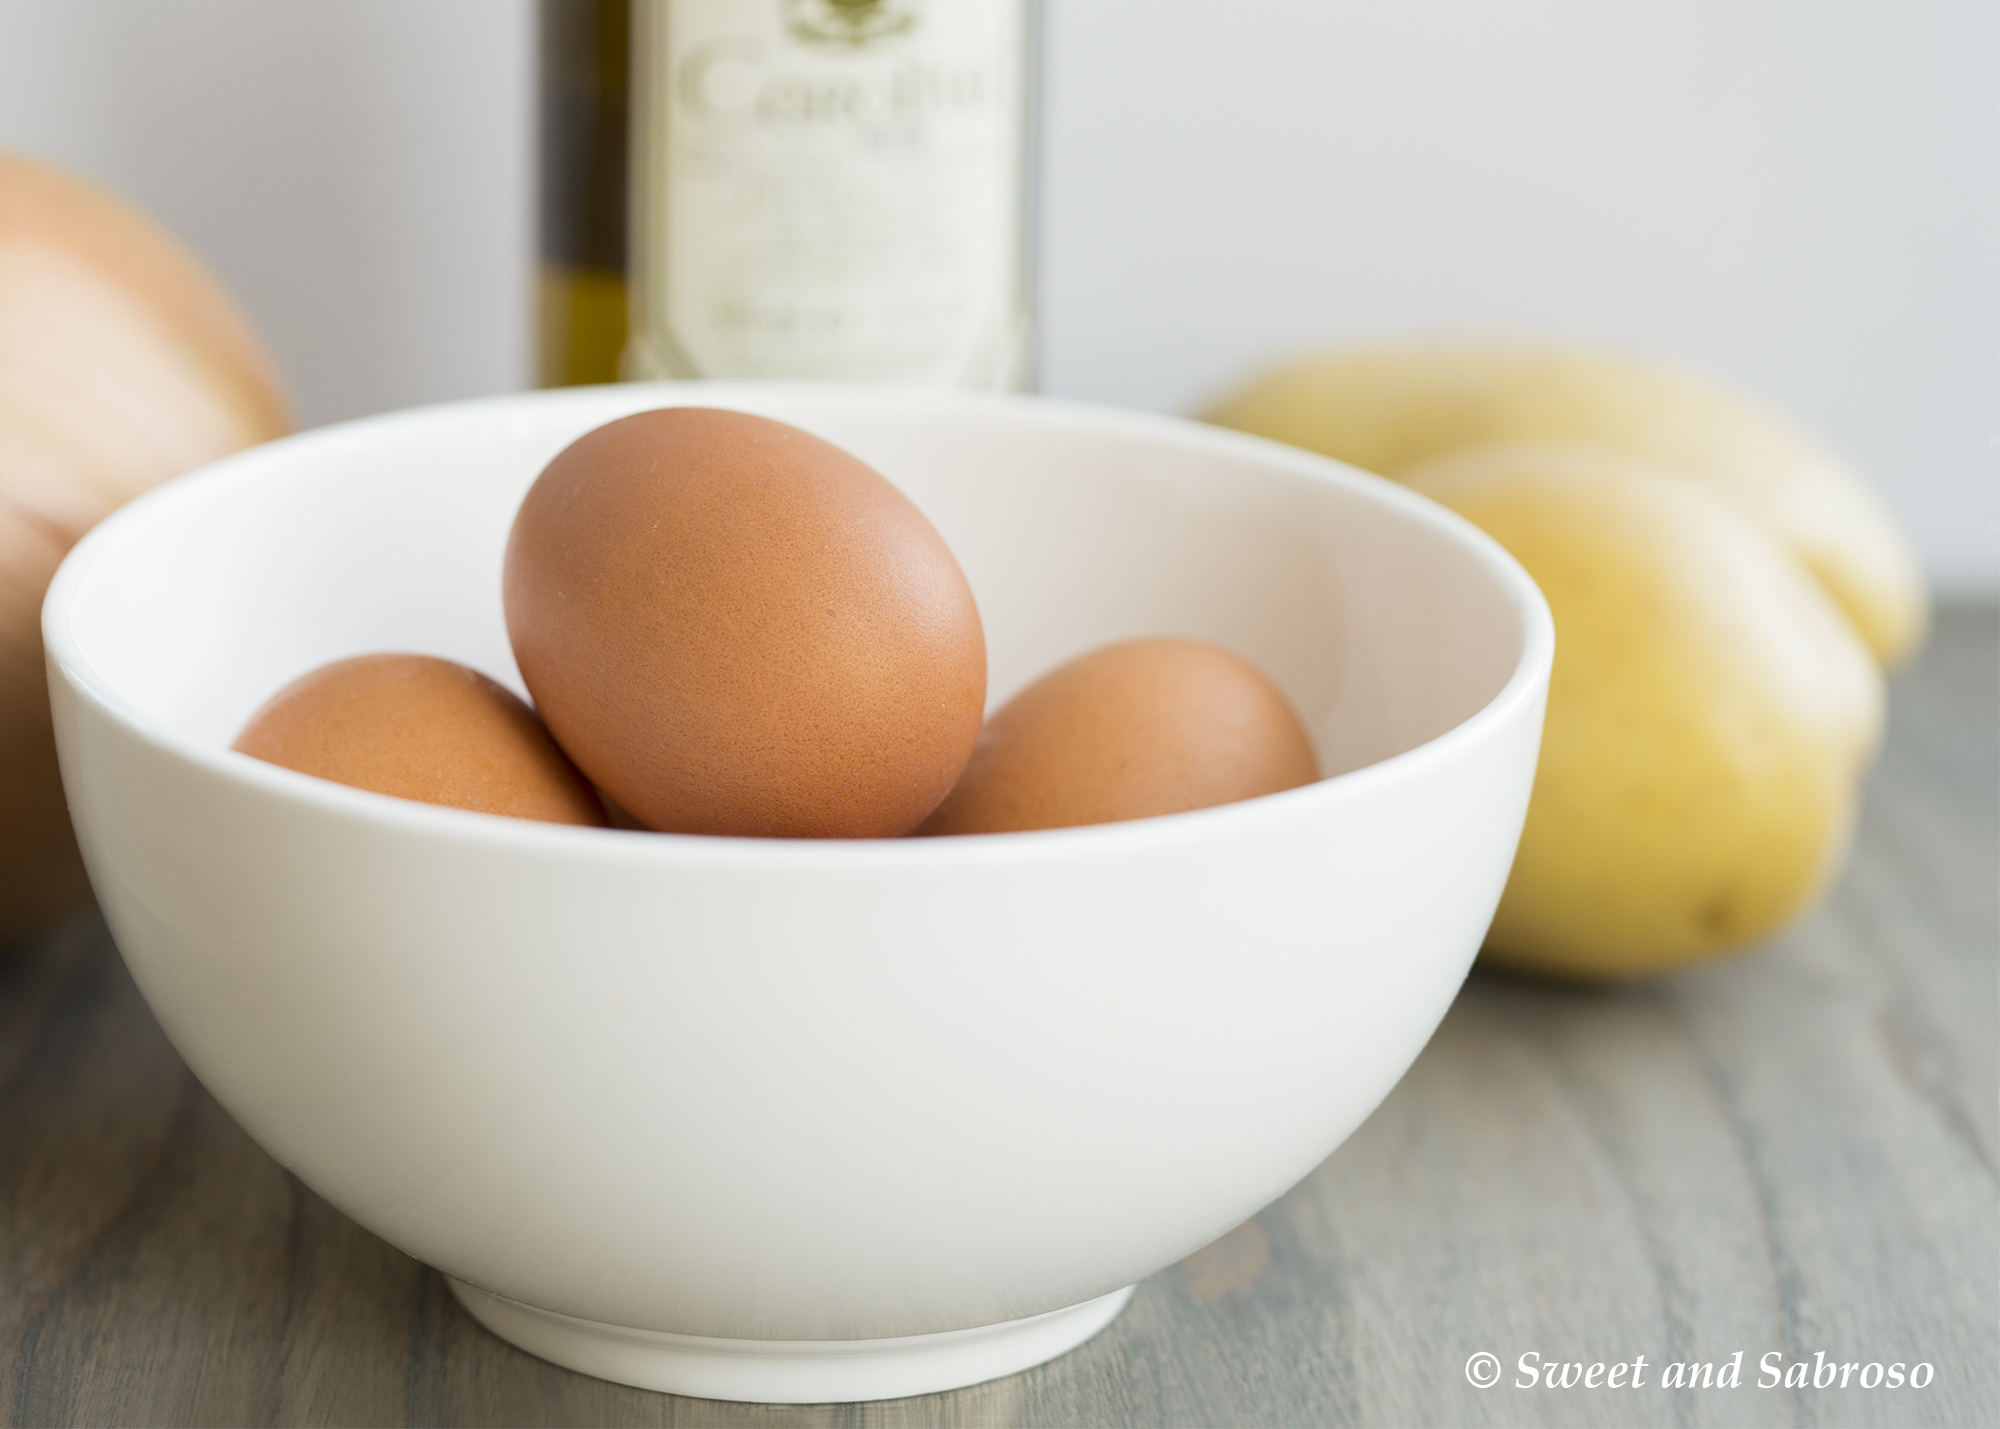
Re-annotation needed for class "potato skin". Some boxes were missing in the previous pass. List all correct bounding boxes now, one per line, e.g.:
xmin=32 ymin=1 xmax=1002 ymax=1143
xmin=1405 ymin=441 xmax=1883 ymax=979
xmin=1205 ymin=346 xmax=1927 ymax=667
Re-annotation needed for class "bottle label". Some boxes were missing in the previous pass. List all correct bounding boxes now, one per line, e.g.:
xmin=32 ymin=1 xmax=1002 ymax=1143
xmin=629 ymin=0 xmax=1030 ymax=386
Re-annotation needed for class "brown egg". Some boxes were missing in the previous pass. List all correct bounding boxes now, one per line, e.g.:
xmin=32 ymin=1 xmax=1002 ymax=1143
xmin=914 ymin=638 xmax=1319 ymax=836
xmin=504 ymin=407 xmax=986 ymax=839
xmin=233 ymin=653 xmax=607 ymax=826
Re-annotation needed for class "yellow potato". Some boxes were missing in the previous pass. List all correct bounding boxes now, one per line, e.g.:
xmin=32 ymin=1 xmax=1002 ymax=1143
xmin=1403 ymin=441 xmax=1883 ymax=979
xmin=1205 ymin=346 xmax=1927 ymax=667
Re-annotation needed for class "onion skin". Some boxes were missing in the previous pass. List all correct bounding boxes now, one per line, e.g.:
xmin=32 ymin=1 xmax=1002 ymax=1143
xmin=0 ymin=150 xmax=290 ymax=944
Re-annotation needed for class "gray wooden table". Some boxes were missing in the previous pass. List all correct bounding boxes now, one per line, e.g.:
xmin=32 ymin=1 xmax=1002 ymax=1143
xmin=3 ymin=607 xmax=1993 ymax=1428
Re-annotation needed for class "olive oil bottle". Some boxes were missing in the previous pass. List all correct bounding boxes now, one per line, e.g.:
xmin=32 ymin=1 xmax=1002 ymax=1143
xmin=537 ymin=0 xmax=630 ymax=386
xmin=539 ymin=1 xmax=1036 ymax=389
xmin=626 ymin=0 xmax=1036 ymax=387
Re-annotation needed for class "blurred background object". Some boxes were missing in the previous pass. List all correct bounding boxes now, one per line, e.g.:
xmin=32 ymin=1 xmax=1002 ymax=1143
xmin=622 ymin=0 xmax=1036 ymax=387
xmin=0 ymin=150 xmax=290 ymax=942
xmin=537 ymin=0 xmax=628 ymax=387
xmin=0 ymin=0 xmax=1991 ymax=594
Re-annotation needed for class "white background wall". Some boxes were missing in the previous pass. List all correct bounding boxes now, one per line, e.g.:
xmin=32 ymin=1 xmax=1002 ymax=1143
xmin=1 ymin=0 xmax=1993 ymax=593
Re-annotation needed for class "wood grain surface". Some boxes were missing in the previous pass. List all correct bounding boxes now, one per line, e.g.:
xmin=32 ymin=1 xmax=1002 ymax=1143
xmin=2 ymin=606 xmax=1993 ymax=1429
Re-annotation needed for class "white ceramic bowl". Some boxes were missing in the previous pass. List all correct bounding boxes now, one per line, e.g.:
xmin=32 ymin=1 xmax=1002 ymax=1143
xmin=44 ymin=385 xmax=1551 ymax=1403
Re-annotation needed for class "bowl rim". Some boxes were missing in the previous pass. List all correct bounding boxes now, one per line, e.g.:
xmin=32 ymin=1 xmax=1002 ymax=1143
xmin=42 ymin=382 xmax=1554 ymax=869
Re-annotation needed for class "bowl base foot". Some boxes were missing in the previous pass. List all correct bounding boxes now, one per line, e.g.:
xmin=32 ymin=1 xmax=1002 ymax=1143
xmin=446 ymin=1278 xmax=1135 ymax=1403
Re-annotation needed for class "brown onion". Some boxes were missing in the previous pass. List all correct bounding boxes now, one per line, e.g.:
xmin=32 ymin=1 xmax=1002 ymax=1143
xmin=0 ymin=150 xmax=289 ymax=942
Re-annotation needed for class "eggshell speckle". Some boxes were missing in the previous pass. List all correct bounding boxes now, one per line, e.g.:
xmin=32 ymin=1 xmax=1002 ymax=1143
xmin=915 ymin=638 xmax=1319 ymax=836
xmin=232 ymin=653 xmax=608 ymax=826
xmin=503 ymin=407 xmax=986 ymax=838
